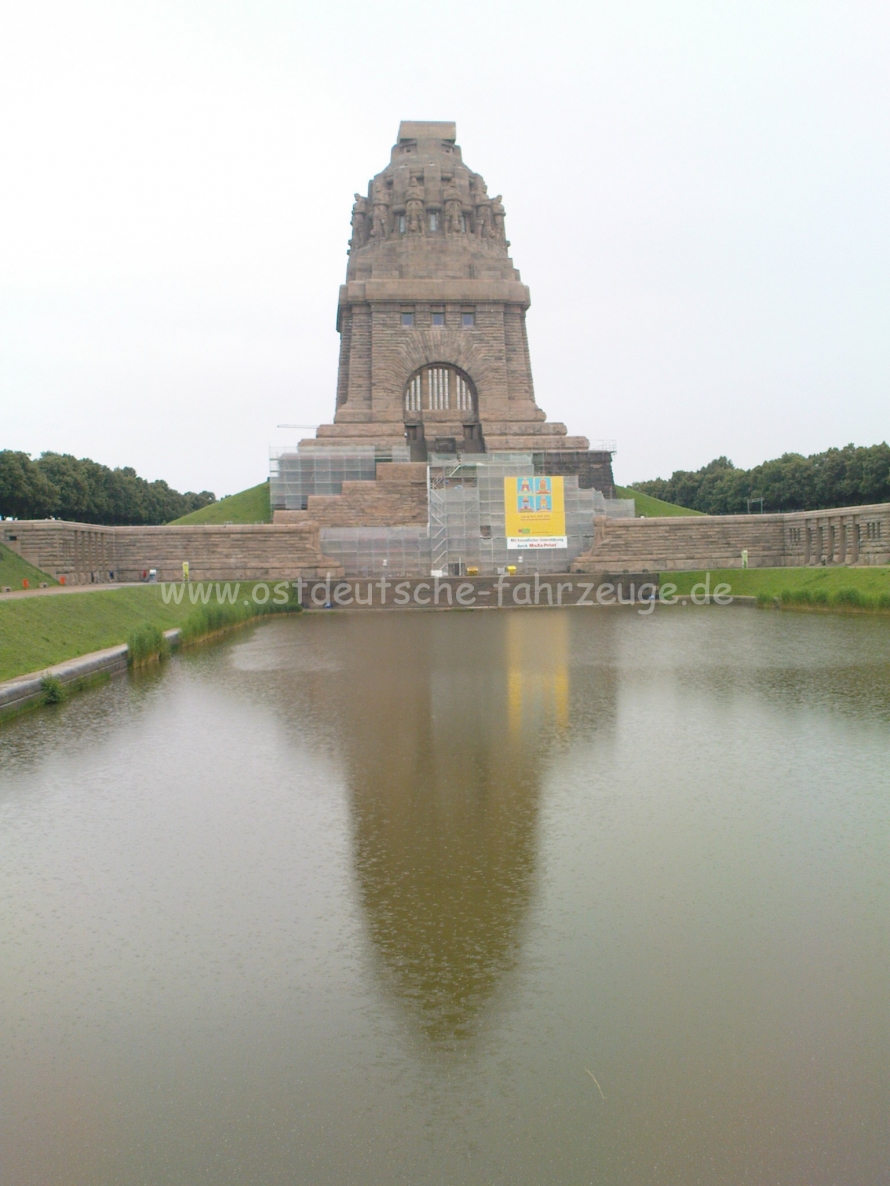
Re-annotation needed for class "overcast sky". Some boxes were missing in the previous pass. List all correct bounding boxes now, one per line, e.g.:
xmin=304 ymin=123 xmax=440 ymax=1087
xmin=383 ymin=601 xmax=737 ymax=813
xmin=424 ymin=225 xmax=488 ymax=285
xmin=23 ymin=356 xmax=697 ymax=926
xmin=2 ymin=1 xmax=888 ymax=496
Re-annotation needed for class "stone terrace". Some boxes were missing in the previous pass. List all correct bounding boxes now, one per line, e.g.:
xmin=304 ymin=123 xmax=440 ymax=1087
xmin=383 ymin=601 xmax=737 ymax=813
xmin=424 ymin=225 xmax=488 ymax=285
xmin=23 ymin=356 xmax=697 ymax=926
xmin=274 ymin=463 xmax=428 ymax=528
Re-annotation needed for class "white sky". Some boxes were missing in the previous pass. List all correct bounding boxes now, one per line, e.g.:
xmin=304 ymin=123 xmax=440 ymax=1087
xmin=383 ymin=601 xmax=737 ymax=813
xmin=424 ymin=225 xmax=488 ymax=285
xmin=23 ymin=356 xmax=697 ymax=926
xmin=1 ymin=1 xmax=888 ymax=495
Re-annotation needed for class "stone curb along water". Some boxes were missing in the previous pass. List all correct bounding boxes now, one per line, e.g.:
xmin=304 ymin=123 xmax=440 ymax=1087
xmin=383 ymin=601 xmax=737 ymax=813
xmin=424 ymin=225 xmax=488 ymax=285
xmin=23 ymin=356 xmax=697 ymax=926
xmin=0 ymin=629 xmax=182 ymax=717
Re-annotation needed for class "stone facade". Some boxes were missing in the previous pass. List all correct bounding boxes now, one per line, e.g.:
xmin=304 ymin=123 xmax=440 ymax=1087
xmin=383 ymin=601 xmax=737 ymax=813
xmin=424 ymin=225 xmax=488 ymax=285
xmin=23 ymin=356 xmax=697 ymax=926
xmin=2 ymin=521 xmax=342 ymax=585
xmin=570 ymin=503 xmax=890 ymax=573
xmin=305 ymin=121 xmax=602 ymax=466
xmin=5 ymin=502 xmax=888 ymax=585
xmin=274 ymin=463 xmax=429 ymax=528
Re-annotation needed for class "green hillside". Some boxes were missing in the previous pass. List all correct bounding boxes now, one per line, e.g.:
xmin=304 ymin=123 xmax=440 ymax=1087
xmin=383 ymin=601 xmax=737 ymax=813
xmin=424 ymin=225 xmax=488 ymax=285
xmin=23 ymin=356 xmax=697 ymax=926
xmin=170 ymin=481 xmax=271 ymax=525
xmin=614 ymin=486 xmax=703 ymax=518
xmin=0 ymin=542 xmax=58 ymax=589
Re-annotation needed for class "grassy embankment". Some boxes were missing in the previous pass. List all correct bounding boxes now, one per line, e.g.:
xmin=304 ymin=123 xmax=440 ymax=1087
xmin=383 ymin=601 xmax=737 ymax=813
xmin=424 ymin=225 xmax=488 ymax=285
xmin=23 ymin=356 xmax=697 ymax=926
xmin=0 ymin=581 xmax=300 ymax=683
xmin=668 ymin=566 xmax=890 ymax=612
xmin=169 ymin=479 xmax=695 ymax=524
xmin=614 ymin=486 xmax=703 ymax=517
xmin=170 ymin=480 xmax=702 ymax=523
xmin=170 ymin=481 xmax=271 ymax=524
xmin=0 ymin=542 xmax=59 ymax=588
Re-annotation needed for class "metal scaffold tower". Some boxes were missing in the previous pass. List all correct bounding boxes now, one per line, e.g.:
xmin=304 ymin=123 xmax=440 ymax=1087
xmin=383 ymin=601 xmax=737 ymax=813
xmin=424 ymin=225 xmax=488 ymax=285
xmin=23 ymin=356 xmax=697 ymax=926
xmin=427 ymin=461 xmax=464 ymax=574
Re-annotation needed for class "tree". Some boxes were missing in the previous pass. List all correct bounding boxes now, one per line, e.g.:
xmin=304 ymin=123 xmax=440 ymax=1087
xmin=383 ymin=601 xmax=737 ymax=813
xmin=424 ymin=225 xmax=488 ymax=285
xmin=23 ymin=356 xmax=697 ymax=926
xmin=0 ymin=451 xmax=59 ymax=518
xmin=633 ymin=443 xmax=890 ymax=514
xmin=0 ymin=449 xmax=215 ymax=523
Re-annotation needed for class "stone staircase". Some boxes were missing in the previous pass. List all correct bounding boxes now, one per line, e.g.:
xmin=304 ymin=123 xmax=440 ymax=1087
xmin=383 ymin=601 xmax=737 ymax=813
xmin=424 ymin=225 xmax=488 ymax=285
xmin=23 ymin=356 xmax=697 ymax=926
xmin=274 ymin=463 xmax=429 ymax=528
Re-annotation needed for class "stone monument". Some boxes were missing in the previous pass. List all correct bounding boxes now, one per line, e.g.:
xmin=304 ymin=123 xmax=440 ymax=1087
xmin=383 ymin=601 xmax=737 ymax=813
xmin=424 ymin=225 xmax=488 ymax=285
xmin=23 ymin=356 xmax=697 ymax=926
xmin=305 ymin=120 xmax=611 ymax=486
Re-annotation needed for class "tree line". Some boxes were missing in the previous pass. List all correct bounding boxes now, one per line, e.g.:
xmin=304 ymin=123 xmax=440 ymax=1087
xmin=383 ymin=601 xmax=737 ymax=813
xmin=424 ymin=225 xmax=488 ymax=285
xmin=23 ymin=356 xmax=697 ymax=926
xmin=0 ymin=450 xmax=215 ymax=525
xmin=633 ymin=443 xmax=890 ymax=514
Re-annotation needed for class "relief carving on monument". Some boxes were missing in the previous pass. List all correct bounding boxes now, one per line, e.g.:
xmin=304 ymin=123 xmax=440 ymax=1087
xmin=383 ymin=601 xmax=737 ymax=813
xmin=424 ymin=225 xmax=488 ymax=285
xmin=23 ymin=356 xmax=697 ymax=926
xmin=349 ymin=193 xmax=369 ymax=252
xmin=473 ymin=177 xmax=492 ymax=239
xmin=443 ymin=179 xmax=465 ymax=235
xmin=370 ymin=180 xmax=391 ymax=241
xmin=405 ymin=175 xmax=426 ymax=235
xmin=491 ymin=194 xmax=507 ymax=244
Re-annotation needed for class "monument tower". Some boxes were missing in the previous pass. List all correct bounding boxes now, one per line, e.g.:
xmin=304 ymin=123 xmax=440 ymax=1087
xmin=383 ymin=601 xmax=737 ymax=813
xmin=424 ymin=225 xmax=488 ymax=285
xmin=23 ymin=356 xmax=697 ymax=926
xmin=305 ymin=120 xmax=610 ymax=484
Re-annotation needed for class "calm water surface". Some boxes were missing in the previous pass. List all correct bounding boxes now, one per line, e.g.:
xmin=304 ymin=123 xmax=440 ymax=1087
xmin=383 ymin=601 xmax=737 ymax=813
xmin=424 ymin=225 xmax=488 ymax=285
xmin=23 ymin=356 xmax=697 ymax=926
xmin=1 ymin=607 xmax=888 ymax=1184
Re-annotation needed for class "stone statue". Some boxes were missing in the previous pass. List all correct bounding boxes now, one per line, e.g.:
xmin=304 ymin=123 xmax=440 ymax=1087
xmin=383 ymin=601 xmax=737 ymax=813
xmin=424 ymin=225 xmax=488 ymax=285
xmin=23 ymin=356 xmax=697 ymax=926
xmin=491 ymin=194 xmax=506 ymax=244
xmin=474 ymin=178 xmax=492 ymax=239
xmin=405 ymin=175 xmax=425 ymax=235
xmin=369 ymin=180 xmax=391 ymax=241
xmin=474 ymin=175 xmax=496 ymax=238
xmin=443 ymin=180 xmax=464 ymax=234
xmin=349 ymin=193 xmax=369 ymax=251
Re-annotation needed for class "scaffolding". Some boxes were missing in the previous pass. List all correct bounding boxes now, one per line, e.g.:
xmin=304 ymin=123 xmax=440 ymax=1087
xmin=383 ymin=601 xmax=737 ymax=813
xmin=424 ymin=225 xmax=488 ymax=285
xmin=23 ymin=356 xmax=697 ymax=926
xmin=317 ymin=453 xmax=634 ymax=577
xmin=271 ymin=444 xmax=411 ymax=510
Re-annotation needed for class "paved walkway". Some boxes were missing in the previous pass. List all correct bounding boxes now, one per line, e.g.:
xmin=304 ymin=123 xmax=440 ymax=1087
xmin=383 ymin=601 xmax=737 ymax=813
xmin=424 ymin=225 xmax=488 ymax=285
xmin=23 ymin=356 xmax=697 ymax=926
xmin=0 ymin=582 xmax=146 ymax=602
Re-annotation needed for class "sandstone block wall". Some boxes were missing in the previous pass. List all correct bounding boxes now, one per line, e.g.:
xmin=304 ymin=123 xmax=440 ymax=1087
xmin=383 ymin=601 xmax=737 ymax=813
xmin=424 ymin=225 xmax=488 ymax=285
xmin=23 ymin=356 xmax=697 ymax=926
xmin=2 ymin=521 xmax=343 ymax=584
xmin=273 ymin=463 xmax=429 ymax=528
xmin=571 ymin=504 xmax=890 ymax=573
xmin=7 ymin=502 xmax=887 ymax=585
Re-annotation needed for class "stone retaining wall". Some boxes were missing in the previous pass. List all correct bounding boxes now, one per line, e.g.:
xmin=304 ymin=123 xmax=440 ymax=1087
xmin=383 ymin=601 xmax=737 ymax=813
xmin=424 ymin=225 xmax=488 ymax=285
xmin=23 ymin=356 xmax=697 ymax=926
xmin=571 ymin=504 xmax=890 ymax=573
xmin=2 ymin=521 xmax=343 ymax=585
xmin=5 ymin=502 xmax=888 ymax=584
xmin=0 ymin=629 xmax=184 ymax=718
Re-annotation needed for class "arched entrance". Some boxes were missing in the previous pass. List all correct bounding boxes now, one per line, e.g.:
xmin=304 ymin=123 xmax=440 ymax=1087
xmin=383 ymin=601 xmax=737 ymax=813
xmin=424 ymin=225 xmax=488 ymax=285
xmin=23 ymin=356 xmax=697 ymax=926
xmin=403 ymin=364 xmax=484 ymax=460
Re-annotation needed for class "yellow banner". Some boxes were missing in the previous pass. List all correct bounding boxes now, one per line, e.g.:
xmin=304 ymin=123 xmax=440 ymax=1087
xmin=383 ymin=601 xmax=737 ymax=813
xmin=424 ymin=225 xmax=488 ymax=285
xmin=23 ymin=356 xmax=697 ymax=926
xmin=504 ymin=476 xmax=567 ymax=548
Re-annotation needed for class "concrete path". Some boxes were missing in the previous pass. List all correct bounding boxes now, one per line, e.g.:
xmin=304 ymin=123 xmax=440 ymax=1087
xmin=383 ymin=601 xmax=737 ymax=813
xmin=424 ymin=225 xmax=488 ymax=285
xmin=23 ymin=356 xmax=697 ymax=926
xmin=0 ymin=582 xmax=146 ymax=602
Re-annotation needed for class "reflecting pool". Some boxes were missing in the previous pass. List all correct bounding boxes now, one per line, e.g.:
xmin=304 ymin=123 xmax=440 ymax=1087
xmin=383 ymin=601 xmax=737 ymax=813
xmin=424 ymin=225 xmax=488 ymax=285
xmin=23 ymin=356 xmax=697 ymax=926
xmin=1 ymin=606 xmax=888 ymax=1184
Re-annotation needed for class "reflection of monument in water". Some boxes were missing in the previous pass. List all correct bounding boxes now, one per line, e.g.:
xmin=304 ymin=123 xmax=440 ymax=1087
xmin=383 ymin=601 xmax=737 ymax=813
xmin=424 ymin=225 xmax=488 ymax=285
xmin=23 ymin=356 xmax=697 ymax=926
xmin=338 ymin=612 xmax=572 ymax=1044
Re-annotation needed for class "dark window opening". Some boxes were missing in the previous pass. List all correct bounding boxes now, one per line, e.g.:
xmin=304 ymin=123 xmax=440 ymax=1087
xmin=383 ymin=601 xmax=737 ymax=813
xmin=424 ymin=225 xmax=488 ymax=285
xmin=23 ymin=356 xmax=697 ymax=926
xmin=401 ymin=311 xmax=414 ymax=327
xmin=431 ymin=311 xmax=444 ymax=326
xmin=462 ymin=311 xmax=475 ymax=327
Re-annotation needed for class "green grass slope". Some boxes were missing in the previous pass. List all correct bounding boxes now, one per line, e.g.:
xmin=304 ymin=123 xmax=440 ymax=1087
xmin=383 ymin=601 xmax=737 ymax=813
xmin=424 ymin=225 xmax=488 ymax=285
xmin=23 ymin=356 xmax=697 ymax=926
xmin=668 ymin=566 xmax=890 ymax=602
xmin=0 ymin=587 xmax=197 ymax=681
xmin=614 ymin=486 xmax=704 ymax=517
xmin=0 ymin=580 xmax=301 ymax=683
xmin=170 ymin=481 xmax=271 ymax=525
xmin=0 ymin=542 xmax=58 ymax=589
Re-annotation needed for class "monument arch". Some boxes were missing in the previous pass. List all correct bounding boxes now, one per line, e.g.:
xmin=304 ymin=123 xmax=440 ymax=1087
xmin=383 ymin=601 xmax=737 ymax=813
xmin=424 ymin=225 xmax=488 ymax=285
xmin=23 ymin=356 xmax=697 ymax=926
xmin=403 ymin=363 xmax=483 ymax=458
xmin=403 ymin=364 xmax=477 ymax=417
